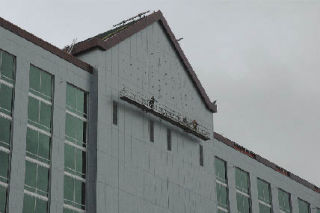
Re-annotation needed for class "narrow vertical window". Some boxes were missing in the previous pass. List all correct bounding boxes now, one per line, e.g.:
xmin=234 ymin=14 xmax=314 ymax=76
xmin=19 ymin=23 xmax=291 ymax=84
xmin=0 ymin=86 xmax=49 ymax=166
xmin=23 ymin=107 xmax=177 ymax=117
xmin=113 ymin=101 xmax=118 ymax=125
xmin=257 ymin=178 xmax=272 ymax=213
xmin=23 ymin=65 xmax=52 ymax=213
xmin=149 ymin=120 xmax=154 ymax=142
xmin=235 ymin=168 xmax=251 ymax=213
xmin=64 ymin=84 xmax=87 ymax=212
xmin=298 ymin=199 xmax=310 ymax=213
xmin=0 ymin=50 xmax=15 ymax=213
xmin=215 ymin=157 xmax=229 ymax=213
xmin=167 ymin=129 xmax=171 ymax=151
xmin=199 ymin=144 xmax=204 ymax=166
xmin=278 ymin=189 xmax=291 ymax=213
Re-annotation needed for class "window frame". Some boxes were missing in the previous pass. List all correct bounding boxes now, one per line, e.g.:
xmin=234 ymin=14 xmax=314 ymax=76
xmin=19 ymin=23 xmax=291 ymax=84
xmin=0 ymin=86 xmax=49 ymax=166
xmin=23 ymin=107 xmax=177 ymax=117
xmin=215 ymin=157 xmax=229 ymax=213
xmin=64 ymin=83 xmax=88 ymax=212
xmin=235 ymin=167 xmax=251 ymax=213
xmin=278 ymin=188 xmax=291 ymax=213
xmin=257 ymin=178 xmax=272 ymax=213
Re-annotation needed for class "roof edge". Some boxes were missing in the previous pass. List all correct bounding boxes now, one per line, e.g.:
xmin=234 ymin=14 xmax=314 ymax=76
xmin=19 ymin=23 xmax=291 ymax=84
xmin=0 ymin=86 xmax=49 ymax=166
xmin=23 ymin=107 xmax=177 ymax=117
xmin=214 ymin=132 xmax=320 ymax=195
xmin=71 ymin=11 xmax=217 ymax=113
xmin=0 ymin=16 xmax=93 ymax=73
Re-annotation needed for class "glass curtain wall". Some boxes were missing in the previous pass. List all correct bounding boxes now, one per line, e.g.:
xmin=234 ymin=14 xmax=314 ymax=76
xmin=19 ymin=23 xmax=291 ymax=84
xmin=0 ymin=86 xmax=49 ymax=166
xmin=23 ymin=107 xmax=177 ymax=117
xmin=63 ymin=84 xmax=87 ymax=213
xmin=215 ymin=158 xmax=229 ymax=213
xmin=23 ymin=65 xmax=53 ymax=213
xmin=0 ymin=50 xmax=15 ymax=213
xmin=235 ymin=168 xmax=251 ymax=213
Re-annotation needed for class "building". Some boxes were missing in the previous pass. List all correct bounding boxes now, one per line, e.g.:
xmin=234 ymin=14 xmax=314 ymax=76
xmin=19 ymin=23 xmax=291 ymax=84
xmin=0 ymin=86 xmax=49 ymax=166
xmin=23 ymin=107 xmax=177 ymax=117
xmin=0 ymin=10 xmax=319 ymax=213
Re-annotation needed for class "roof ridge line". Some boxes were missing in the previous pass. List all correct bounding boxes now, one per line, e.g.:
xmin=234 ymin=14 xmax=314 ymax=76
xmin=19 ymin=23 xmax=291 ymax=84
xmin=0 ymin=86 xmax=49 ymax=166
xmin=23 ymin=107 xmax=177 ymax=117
xmin=70 ymin=10 xmax=217 ymax=113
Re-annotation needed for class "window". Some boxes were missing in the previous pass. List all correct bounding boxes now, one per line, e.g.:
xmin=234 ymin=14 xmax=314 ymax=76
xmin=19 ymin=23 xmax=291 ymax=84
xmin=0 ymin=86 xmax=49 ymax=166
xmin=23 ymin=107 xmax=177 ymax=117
xmin=113 ymin=101 xmax=118 ymax=125
xmin=278 ymin=189 xmax=291 ymax=213
xmin=235 ymin=168 xmax=251 ymax=213
xmin=167 ymin=129 xmax=171 ymax=151
xmin=317 ymin=208 xmax=320 ymax=213
xmin=215 ymin=158 xmax=229 ymax=213
xmin=199 ymin=144 xmax=204 ymax=166
xmin=298 ymin=199 xmax=310 ymax=213
xmin=257 ymin=178 xmax=272 ymax=213
xmin=0 ymin=50 xmax=15 ymax=213
xmin=149 ymin=120 xmax=154 ymax=142
xmin=23 ymin=65 xmax=52 ymax=213
xmin=23 ymin=193 xmax=47 ymax=213
xmin=64 ymin=84 xmax=87 ymax=212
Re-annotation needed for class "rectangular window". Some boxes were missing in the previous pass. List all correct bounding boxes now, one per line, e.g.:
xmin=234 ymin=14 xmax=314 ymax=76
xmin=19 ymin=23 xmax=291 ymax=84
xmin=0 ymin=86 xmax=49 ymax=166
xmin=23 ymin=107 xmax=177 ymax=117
xmin=235 ymin=168 xmax=251 ymax=213
xmin=298 ymin=199 xmax=310 ymax=213
xmin=199 ymin=144 xmax=204 ymax=166
xmin=278 ymin=189 xmax=291 ymax=213
xmin=215 ymin=157 xmax=229 ymax=212
xmin=149 ymin=120 xmax=154 ymax=142
xmin=0 ymin=50 xmax=15 ymax=213
xmin=23 ymin=65 xmax=53 ymax=213
xmin=257 ymin=178 xmax=272 ymax=213
xmin=317 ymin=208 xmax=320 ymax=213
xmin=64 ymin=84 xmax=87 ymax=212
xmin=167 ymin=129 xmax=171 ymax=151
xmin=113 ymin=101 xmax=117 ymax=125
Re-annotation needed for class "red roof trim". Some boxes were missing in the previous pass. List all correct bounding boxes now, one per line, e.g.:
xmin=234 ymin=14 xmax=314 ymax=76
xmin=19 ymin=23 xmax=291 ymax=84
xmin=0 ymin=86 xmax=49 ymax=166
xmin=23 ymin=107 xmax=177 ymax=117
xmin=0 ymin=16 xmax=93 ymax=73
xmin=71 ymin=11 xmax=217 ymax=113
xmin=214 ymin=132 xmax=320 ymax=194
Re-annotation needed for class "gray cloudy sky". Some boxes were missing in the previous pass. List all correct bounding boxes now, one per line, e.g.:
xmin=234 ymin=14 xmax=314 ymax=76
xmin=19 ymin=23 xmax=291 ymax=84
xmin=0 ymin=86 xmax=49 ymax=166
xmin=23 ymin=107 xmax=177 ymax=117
xmin=1 ymin=0 xmax=319 ymax=186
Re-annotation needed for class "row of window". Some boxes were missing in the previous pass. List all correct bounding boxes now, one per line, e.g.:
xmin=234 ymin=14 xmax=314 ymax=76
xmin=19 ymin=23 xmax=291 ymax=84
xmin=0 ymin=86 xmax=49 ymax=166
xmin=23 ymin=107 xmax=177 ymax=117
xmin=0 ymin=49 xmax=88 ymax=213
xmin=214 ymin=157 xmax=318 ymax=213
xmin=0 ymin=49 xmax=15 ymax=213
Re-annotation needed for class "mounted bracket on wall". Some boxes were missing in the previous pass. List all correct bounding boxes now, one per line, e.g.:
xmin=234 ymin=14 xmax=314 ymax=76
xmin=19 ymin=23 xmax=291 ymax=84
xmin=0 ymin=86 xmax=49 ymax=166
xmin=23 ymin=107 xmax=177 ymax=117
xmin=120 ymin=87 xmax=210 ymax=141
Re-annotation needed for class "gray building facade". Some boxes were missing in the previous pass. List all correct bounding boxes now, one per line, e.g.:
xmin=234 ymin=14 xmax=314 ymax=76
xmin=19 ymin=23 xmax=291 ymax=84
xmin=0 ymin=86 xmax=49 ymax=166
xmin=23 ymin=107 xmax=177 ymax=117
xmin=0 ymin=10 xmax=319 ymax=213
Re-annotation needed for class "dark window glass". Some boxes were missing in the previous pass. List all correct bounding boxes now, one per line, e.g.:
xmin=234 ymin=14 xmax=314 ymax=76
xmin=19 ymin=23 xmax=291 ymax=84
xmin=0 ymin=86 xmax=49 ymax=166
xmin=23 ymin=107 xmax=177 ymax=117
xmin=65 ymin=114 xmax=86 ymax=146
xmin=29 ymin=65 xmax=52 ymax=100
xmin=259 ymin=203 xmax=271 ymax=213
xmin=0 ymin=117 xmax=11 ymax=148
xmin=236 ymin=193 xmax=251 ymax=213
xmin=199 ymin=144 xmax=204 ymax=166
xmin=167 ymin=129 xmax=171 ymax=151
xmin=23 ymin=194 xmax=35 ymax=213
xmin=257 ymin=178 xmax=271 ymax=204
xmin=298 ymin=199 xmax=309 ymax=213
xmin=64 ymin=143 xmax=86 ymax=177
xmin=278 ymin=189 xmax=291 ymax=213
xmin=0 ymin=185 xmax=7 ymax=212
xmin=28 ymin=96 xmax=52 ymax=131
xmin=24 ymin=161 xmax=49 ymax=196
xmin=113 ymin=101 xmax=118 ymax=125
xmin=66 ymin=85 xmax=87 ymax=116
xmin=25 ymin=161 xmax=37 ymax=189
xmin=23 ymin=194 xmax=48 ymax=213
xmin=0 ymin=51 xmax=15 ymax=82
xmin=0 ymin=84 xmax=13 ymax=115
xmin=215 ymin=158 xmax=227 ymax=183
xmin=235 ymin=168 xmax=250 ymax=194
xmin=64 ymin=175 xmax=74 ymax=202
xmin=63 ymin=208 xmax=74 ymax=213
xmin=26 ymin=128 xmax=50 ymax=162
xmin=216 ymin=183 xmax=228 ymax=208
xmin=64 ymin=175 xmax=85 ymax=209
xmin=0 ymin=151 xmax=9 ymax=182
xmin=149 ymin=120 xmax=154 ymax=142
xmin=37 ymin=166 xmax=49 ymax=193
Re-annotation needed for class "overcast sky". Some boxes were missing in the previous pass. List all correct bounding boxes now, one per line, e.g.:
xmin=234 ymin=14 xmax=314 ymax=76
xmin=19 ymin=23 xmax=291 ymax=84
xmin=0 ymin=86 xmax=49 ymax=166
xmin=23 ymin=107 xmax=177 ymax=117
xmin=1 ymin=0 xmax=319 ymax=186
